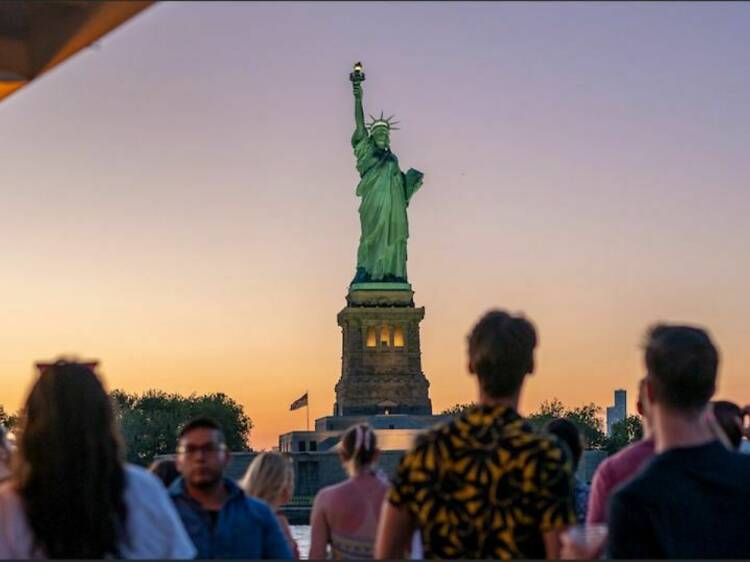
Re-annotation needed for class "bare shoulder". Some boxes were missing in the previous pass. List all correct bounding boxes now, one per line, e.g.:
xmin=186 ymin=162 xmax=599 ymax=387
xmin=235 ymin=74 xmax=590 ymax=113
xmin=316 ymin=479 xmax=350 ymax=499
xmin=0 ymin=480 xmax=21 ymax=508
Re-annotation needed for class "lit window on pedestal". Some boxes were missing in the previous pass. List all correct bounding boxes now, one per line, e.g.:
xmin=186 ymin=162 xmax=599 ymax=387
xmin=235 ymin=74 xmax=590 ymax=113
xmin=393 ymin=327 xmax=404 ymax=347
xmin=380 ymin=326 xmax=390 ymax=347
xmin=366 ymin=327 xmax=377 ymax=347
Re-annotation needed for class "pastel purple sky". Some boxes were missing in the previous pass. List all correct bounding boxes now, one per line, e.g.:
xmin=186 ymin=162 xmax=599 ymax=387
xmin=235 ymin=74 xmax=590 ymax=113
xmin=1 ymin=2 xmax=749 ymax=449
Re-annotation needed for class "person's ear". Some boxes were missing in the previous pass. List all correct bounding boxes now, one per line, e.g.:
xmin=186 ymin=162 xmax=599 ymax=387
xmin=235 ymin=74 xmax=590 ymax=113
xmin=468 ymin=359 xmax=475 ymax=374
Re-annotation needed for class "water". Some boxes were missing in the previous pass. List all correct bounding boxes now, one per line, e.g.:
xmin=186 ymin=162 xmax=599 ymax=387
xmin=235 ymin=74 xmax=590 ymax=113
xmin=290 ymin=524 xmax=422 ymax=560
xmin=290 ymin=525 xmax=311 ymax=560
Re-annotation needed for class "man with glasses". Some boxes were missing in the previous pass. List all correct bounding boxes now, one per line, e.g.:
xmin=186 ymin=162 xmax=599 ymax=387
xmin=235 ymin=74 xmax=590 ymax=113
xmin=170 ymin=418 xmax=292 ymax=559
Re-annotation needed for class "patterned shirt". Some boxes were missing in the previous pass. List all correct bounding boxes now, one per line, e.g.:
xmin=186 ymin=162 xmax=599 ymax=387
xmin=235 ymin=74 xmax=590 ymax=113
xmin=389 ymin=404 xmax=575 ymax=559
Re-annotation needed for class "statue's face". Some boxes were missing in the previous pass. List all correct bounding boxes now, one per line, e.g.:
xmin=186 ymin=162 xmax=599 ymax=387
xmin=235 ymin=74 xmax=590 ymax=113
xmin=372 ymin=127 xmax=390 ymax=150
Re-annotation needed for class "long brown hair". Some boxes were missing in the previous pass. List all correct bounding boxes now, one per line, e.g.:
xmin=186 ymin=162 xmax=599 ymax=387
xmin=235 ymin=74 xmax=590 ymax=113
xmin=15 ymin=360 xmax=128 ymax=558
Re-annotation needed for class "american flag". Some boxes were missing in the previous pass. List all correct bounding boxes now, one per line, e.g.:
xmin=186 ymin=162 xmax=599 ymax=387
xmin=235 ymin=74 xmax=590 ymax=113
xmin=289 ymin=392 xmax=308 ymax=411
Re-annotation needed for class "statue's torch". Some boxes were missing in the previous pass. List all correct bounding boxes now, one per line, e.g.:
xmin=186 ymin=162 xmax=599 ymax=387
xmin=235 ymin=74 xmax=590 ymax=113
xmin=349 ymin=61 xmax=365 ymax=84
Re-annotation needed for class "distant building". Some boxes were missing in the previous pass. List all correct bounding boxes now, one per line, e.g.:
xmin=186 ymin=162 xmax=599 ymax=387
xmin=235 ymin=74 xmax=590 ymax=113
xmin=606 ymin=389 xmax=627 ymax=436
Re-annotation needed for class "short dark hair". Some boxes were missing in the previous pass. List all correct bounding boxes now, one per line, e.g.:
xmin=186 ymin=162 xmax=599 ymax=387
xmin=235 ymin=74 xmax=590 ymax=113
xmin=544 ymin=418 xmax=583 ymax=469
xmin=148 ymin=458 xmax=180 ymax=488
xmin=712 ymin=400 xmax=742 ymax=450
xmin=177 ymin=417 xmax=225 ymax=442
xmin=644 ymin=324 xmax=718 ymax=413
xmin=468 ymin=310 xmax=537 ymax=398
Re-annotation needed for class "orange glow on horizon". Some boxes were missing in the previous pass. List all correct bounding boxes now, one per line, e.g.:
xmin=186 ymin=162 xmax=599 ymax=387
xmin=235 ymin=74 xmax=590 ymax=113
xmin=1 ymin=2 xmax=748 ymax=451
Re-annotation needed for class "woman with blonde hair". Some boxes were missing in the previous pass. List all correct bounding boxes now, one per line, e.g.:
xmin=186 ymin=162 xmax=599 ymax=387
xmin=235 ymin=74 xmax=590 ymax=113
xmin=309 ymin=424 xmax=388 ymax=560
xmin=240 ymin=452 xmax=299 ymax=559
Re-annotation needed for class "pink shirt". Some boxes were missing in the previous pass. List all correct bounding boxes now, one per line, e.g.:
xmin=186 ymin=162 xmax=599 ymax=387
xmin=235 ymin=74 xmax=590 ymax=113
xmin=587 ymin=438 xmax=655 ymax=524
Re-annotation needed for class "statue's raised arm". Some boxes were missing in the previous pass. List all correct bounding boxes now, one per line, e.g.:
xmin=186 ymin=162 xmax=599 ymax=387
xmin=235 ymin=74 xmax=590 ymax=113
xmin=350 ymin=62 xmax=367 ymax=146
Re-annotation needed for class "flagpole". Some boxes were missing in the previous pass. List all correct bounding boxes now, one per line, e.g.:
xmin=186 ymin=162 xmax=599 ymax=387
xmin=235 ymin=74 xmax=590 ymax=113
xmin=306 ymin=389 xmax=310 ymax=431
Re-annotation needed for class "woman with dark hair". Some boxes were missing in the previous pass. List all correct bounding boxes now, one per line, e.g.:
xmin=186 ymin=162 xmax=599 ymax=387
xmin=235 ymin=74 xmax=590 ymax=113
xmin=711 ymin=400 xmax=743 ymax=450
xmin=309 ymin=424 xmax=388 ymax=559
xmin=0 ymin=427 xmax=11 ymax=483
xmin=149 ymin=458 xmax=181 ymax=488
xmin=544 ymin=418 xmax=590 ymax=524
xmin=0 ymin=359 xmax=195 ymax=559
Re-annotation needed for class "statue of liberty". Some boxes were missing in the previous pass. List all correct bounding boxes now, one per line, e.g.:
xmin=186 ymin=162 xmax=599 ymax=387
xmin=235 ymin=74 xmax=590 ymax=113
xmin=349 ymin=62 xmax=423 ymax=286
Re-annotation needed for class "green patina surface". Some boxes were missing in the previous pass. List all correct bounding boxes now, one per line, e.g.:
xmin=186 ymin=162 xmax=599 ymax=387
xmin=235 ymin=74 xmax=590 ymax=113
xmin=350 ymin=282 xmax=412 ymax=291
xmin=349 ymin=63 xmax=423 ymax=286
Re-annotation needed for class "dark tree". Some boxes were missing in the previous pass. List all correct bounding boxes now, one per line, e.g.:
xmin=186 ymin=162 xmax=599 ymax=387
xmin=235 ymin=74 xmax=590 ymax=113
xmin=606 ymin=415 xmax=644 ymax=454
xmin=111 ymin=390 xmax=253 ymax=466
xmin=527 ymin=399 xmax=607 ymax=450
xmin=441 ymin=402 xmax=477 ymax=416
xmin=0 ymin=405 xmax=19 ymax=430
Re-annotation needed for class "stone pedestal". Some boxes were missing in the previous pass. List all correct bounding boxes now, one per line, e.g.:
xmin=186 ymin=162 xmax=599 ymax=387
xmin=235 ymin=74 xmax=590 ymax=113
xmin=333 ymin=288 xmax=432 ymax=416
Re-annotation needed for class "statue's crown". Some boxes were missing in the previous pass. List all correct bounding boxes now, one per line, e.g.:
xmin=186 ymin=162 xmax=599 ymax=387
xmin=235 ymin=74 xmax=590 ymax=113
xmin=367 ymin=111 xmax=400 ymax=132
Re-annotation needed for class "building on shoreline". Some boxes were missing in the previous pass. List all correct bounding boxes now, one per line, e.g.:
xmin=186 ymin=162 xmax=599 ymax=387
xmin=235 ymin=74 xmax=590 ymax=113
xmin=606 ymin=389 xmax=627 ymax=436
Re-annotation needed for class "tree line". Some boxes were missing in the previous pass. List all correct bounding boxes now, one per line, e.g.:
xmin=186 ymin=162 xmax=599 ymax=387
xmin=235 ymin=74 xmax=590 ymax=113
xmin=442 ymin=398 xmax=643 ymax=455
xmin=1 ymin=390 xmax=253 ymax=466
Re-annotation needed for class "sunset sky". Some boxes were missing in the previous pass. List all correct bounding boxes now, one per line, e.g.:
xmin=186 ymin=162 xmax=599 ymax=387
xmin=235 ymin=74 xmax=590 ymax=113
xmin=1 ymin=2 xmax=749 ymax=450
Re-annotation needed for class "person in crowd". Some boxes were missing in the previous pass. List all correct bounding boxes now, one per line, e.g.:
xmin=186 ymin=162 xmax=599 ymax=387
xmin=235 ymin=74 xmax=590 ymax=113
xmin=375 ymin=310 xmax=575 ymax=560
xmin=170 ymin=417 xmax=292 ymax=559
xmin=545 ymin=418 xmax=589 ymax=523
xmin=240 ymin=452 xmax=299 ymax=559
xmin=586 ymin=377 xmax=654 ymax=524
xmin=604 ymin=324 xmax=750 ymax=558
xmin=711 ymin=400 xmax=743 ymax=450
xmin=0 ymin=359 xmax=196 ymax=558
xmin=0 ymin=427 xmax=11 ymax=483
xmin=149 ymin=458 xmax=181 ymax=488
xmin=741 ymin=405 xmax=750 ymax=453
xmin=309 ymin=424 xmax=389 ymax=560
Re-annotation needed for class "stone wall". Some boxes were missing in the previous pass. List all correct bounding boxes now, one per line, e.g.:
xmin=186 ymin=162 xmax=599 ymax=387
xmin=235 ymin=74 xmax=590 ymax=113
xmin=226 ymin=448 xmax=607 ymax=494
xmin=334 ymin=293 xmax=432 ymax=416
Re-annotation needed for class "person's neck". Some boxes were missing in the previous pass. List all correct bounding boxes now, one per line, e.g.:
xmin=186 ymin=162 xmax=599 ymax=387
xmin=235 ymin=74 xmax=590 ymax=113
xmin=652 ymin=406 xmax=714 ymax=453
xmin=350 ymin=465 xmax=375 ymax=479
xmin=639 ymin=418 xmax=654 ymax=441
xmin=478 ymin=389 xmax=520 ymax=411
xmin=185 ymin=479 xmax=229 ymax=511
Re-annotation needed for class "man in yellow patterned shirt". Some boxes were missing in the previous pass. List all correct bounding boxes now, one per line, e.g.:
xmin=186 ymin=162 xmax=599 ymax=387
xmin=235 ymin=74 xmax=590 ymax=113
xmin=375 ymin=310 xmax=575 ymax=559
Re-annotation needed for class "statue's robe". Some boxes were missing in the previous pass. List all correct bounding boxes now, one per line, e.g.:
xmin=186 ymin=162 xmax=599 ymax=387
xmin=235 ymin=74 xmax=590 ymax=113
xmin=352 ymin=132 xmax=421 ymax=281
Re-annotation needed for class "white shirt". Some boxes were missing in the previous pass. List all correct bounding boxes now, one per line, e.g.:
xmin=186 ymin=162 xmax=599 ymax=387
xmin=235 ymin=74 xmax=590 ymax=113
xmin=0 ymin=464 xmax=196 ymax=559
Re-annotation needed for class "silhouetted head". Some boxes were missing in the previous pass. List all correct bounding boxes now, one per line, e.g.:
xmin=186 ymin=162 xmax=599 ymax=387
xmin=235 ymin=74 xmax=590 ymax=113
xmin=148 ymin=458 xmax=180 ymax=488
xmin=240 ymin=452 xmax=295 ymax=508
xmin=176 ymin=417 xmax=229 ymax=490
xmin=643 ymin=324 xmax=718 ymax=417
xmin=16 ymin=359 xmax=127 ymax=558
xmin=338 ymin=424 xmax=379 ymax=476
xmin=0 ymin=425 xmax=11 ymax=482
xmin=545 ymin=418 xmax=583 ymax=470
xmin=467 ymin=310 xmax=537 ymax=399
xmin=712 ymin=400 xmax=742 ymax=450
